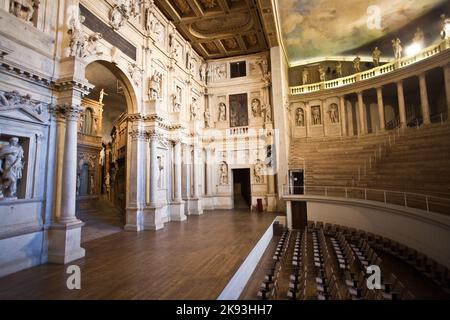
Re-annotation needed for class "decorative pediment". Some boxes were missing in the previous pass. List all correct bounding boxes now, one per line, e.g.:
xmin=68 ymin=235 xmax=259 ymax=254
xmin=0 ymin=91 xmax=49 ymax=124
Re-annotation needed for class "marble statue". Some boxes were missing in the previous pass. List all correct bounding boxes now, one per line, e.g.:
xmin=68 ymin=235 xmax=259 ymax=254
xmin=372 ymin=47 xmax=381 ymax=67
xmin=89 ymin=174 xmax=95 ymax=195
xmin=254 ymin=160 xmax=264 ymax=184
xmin=219 ymin=162 xmax=228 ymax=185
xmin=318 ymin=65 xmax=326 ymax=82
xmin=99 ymin=147 xmax=105 ymax=166
xmin=215 ymin=64 xmax=226 ymax=79
xmin=336 ymin=62 xmax=342 ymax=77
xmin=190 ymin=99 xmax=197 ymax=121
xmin=110 ymin=0 xmax=141 ymax=30
xmin=204 ymin=106 xmax=211 ymax=128
xmin=328 ymin=104 xmax=339 ymax=123
xmin=353 ymin=56 xmax=361 ymax=72
xmin=93 ymin=118 xmax=99 ymax=135
xmin=172 ymin=86 xmax=182 ymax=112
xmin=263 ymin=104 xmax=272 ymax=123
xmin=99 ymin=89 xmax=107 ymax=104
xmin=10 ymin=0 xmax=35 ymax=23
xmin=148 ymin=72 xmax=162 ymax=100
xmin=157 ymin=156 xmax=164 ymax=188
xmin=251 ymin=98 xmax=261 ymax=118
xmin=302 ymin=69 xmax=309 ymax=85
xmin=413 ymin=27 xmax=425 ymax=47
xmin=312 ymin=106 xmax=321 ymax=125
xmin=128 ymin=63 xmax=142 ymax=86
xmin=68 ymin=13 xmax=86 ymax=58
xmin=296 ymin=108 xmax=304 ymax=127
xmin=441 ymin=14 xmax=450 ymax=39
xmin=0 ymin=137 xmax=24 ymax=199
xmin=392 ymin=38 xmax=403 ymax=60
xmin=218 ymin=102 xmax=227 ymax=121
xmin=76 ymin=174 xmax=80 ymax=196
xmin=78 ymin=116 xmax=84 ymax=132
xmin=199 ymin=62 xmax=208 ymax=81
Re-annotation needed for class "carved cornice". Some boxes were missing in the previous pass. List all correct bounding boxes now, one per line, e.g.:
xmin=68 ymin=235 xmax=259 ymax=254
xmin=54 ymin=78 xmax=94 ymax=94
xmin=0 ymin=60 xmax=54 ymax=88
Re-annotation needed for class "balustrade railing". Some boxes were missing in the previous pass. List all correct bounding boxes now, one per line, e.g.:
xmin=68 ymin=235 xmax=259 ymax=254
xmin=282 ymin=185 xmax=450 ymax=215
xmin=290 ymin=39 xmax=449 ymax=95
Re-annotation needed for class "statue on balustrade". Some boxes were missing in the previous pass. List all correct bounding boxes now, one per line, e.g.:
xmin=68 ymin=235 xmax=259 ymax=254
xmin=219 ymin=162 xmax=228 ymax=185
xmin=302 ymin=69 xmax=309 ymax=85
xmin=311 ymin=106 xmax=321 ymax=125
xmin=441 ymin=14 xmax=450 ymax=40
xmin=328 ymin=104 xmax=339 ymax=123
xmin=353 ymin=56 xmax=361 ymax=72
xmin=318 ymin=65 xmax=326 ymax=82
xmin=0 ymin=137 xmax=24 ymax=199
xmin=392 ymin=38 xmax=403 ymax=60
xmin=372 ymin=47 xmax=381 ymax=67
xmin=335 ymin=62 xmax=342 ymax=78
xmin=10 ymin=0 xmax=35 ymax=23
xmin=413 ymin=27 xmax=425 ymax=47
xmin=218 ymin=102 xmax=227 ymax=121
xmin=296 ymin=108 xmax=304 ymax=127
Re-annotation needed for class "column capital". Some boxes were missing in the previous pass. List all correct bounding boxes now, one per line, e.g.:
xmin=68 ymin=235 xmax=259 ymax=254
xmin=129 ymin=128 xmax=148 ymax=141
xmin=59 ymin=104 xmax=84 ymax=121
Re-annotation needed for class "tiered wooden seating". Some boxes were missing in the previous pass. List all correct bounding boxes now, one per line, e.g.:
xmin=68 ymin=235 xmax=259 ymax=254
xmin=287 ymin=231 xmax=307 ymax=300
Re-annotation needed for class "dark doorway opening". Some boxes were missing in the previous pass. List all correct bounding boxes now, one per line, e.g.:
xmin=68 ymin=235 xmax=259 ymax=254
xmin=233 ymin=169 xmax=251 ymax=209
xmin=290 ymin=170 xmax=304 ymax=194
xmin=292 ymin=201 xmax=307 ymax=229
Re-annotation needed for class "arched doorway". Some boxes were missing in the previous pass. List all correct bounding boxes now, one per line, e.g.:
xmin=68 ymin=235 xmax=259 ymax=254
xmin=76 ymin=60 xmax=136 ymax=242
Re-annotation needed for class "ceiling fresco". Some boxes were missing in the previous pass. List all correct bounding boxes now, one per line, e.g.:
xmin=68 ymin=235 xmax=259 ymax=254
xmin=277 ymin=0 xmax=448 ymax=64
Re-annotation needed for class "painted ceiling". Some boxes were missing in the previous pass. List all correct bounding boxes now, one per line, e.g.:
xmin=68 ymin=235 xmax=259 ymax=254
xmin=278 ymin=0 xmax=448 ymax=64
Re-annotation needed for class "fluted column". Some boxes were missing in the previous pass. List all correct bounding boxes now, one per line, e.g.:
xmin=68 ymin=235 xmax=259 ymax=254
xmin=173 ymin=140 xmax=182 ymax=202
xmin=357 ymin=91 xmax=366 ymax=135
xmin=444 ymin=64 xmax=450 ymax=117
xmin=419 ymin=73 xmax=431 ymax=125
xmin=182 ymin=143 xmax=191 ymax=200
xmin=149 ymin=133 xmax=158 ymax=207
xmin=59 ymin=105 xmax=83 ymax=224
xmin=396 ymin=81 xmax=407 ymax=128
xmin=376 ymin=87 xmax=385 ymax=131
xmin=339 ymin=96 xmax=347 ymax=136
xmin=192 ymin=145 xmax=199 ymax=199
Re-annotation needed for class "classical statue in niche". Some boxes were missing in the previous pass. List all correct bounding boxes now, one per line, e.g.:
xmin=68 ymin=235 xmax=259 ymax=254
xmin=328 ymin=104 xmax=339 ymax=123
xmin=251 ymin=98 xmax=262 ymax=118
xmin=78 ymin=116 xmax=84 ymax=132
xmin=99 ymin=147 xmax=105 ymax=166
xmin=128 ymin=63 xmax=142 ymax=86
xmin=9 ymin=0 xmax=35 ymax=23
xmin=68 ymin=13 xmax=86 ymax=58
xmin=219 ymin=162 xmax=228 ymax=185
xmin=89 ymin=174 xmax=95 ymax=195
xmin=372 ymin=47 xmax=381 ymax=67
xmin=336 ymin=62 xmax=342 ymax=78
xmin=148 ymin=72 xmax=162 ymax=100
xmin=157 ymin=156 xmax=164 ymax=188
xmin=199 ymin=62 xmax=208 ymax=81
xmin=0 ymin=137 xmax=24 ymax=199
xmin=93 ymin=118 xmax=99 ymax=135
xmin=253 ymin=159 xmax=264 ymax=184
xmin=204 ymin=106 xmax=211 ymax=128
xmin=318 ymin=65 xmax=326 ymax=82
xmin=441 ymin=14 xmax=450 ymax=39
xmin=218 ymin=102 xmax=227 ymax=121
xmin=172 ymin=86 xmax=182 ymax=112
xmin=76 ymin=174 xmax=81 ymax=196
xmin=215 ymin=64 xmax=226 ymax=79
xmin=190 ymin=99 xmax=198 ymax=121
xmin=353 ymin=56 xmax=361 ymax=72
xmin=302 ymin=69 xmax=309 ymax=85
xmin=392 ymin=38 xmax=402 ymax=60
xmin=296 ymin=108 xmax=304 ymax=127
xmin=311 ymin=106 xmax=321 ymax=125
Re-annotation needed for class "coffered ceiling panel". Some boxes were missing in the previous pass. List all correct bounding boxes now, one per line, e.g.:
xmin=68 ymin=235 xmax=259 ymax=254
xmin=155 ymin=0 xmax=269 ymax=59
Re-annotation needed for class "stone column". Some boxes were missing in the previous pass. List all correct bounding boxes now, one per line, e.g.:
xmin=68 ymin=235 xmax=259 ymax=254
xmin=48 ymin=104 xmax=85 ymax=264
xmin=205 ymin=148 xmax=214 ymax=196
xmin=444 ymin=64 xmax=450 ymax=117
xmin=396 ymin=81 xmax=407 ymax=128
xmin=189 ymin=144 xmax=203 ymax=215
xmin=376 ymin=87 xmax=385 ymax=131
xmin=182 ymin=143 xmax=191 ymax=201
xmin=339 ymin=96 xmax=347 ymax=136
xmin=170 ymin=139 xmax=186 ymax=221
xmin=357 ymin=91 xmax=366 ymax=135
xmin=419 ymin=73 xmax=431 ymax=125
xmin=149 ymin=135 xmax=158 ymax=207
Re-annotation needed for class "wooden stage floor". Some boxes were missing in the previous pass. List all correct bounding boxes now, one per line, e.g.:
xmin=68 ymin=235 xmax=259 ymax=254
xmin=0 ymin=210 xmax=278 ymax=300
